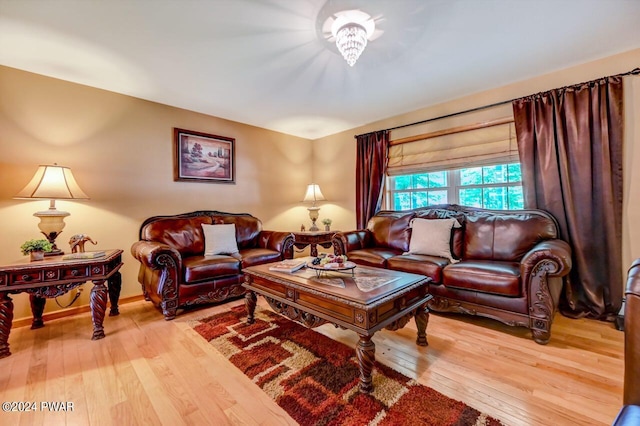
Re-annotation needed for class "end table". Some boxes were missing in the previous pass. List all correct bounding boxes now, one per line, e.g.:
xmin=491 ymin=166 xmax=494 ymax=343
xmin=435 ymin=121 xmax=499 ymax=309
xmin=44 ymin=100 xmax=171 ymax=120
xmin=0 ymin=249 xmax=123 ymax=358
xmin=293 ymin=231 xmax=335 ymax=257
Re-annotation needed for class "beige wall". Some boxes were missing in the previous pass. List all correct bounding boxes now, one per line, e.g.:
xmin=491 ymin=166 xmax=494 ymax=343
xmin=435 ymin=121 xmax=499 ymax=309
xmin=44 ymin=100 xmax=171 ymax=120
xmin=314 ymin=48 xmax=640 ymax=291
xmin=2 ymin=48 xmax=639 ymax=321
xmin=0 ymin=66 xmax=313 ymax=320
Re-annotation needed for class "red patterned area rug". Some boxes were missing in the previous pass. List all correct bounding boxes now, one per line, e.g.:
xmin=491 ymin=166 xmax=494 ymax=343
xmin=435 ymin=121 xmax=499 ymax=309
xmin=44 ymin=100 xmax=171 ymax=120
xmin=190 ymin=305 xmax=504 ymax=426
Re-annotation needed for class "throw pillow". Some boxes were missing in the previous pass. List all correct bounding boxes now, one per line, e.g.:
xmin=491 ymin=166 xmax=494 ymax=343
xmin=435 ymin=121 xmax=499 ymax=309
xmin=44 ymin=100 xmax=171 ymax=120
xmin=202 ymin=223 xmax=239 ymax=255
xmin=405 ymin=218 xmax=461 ymax=263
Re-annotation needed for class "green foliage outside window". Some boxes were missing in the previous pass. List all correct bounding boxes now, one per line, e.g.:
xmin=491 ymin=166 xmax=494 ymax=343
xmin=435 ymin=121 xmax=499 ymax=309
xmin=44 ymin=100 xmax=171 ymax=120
xmin=390 ymin=163 xmax=524 ymax=210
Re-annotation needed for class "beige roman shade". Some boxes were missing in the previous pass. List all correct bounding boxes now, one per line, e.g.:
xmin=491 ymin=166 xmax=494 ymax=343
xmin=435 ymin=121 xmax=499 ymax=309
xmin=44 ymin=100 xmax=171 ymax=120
xmin=387 ymin=118 xmax=519 ymax=175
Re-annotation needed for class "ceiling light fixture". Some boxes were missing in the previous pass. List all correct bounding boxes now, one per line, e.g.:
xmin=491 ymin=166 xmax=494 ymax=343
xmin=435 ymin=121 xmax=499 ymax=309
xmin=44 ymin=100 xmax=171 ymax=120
xmin=330 ymin=10 xmax=376 ymax=67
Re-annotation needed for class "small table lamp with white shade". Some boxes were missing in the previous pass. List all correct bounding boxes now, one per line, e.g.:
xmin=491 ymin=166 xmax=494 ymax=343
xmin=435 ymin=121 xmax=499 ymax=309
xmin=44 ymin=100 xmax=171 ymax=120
xmin=302 ymin=183 xmax=326 ymax=232
xmin=14 ymin=164 xmax=89 ymax=256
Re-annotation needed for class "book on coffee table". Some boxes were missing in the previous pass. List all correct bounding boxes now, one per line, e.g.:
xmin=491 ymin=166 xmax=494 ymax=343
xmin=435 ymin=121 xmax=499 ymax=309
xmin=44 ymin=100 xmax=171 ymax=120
xmin=268 ymin=259 xmax=306 ymax=273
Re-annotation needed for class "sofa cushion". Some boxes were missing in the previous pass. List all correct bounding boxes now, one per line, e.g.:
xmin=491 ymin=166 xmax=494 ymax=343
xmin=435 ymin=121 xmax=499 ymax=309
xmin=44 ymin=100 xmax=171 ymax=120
xmin=212 ymin=214 xmax=262 ymax=249
xmin=443 ymin=260 xmax=521 ymax=297
xmin=464 ymin=214 xmax=558 ymax=261
xmin=406 ymin=218 xmax=461 ymax=262
xmin=387 ymin=254 xmax=449 ymax=283
xmin=238 ymin=248 xmax=282 ymax=267
xmin=415 ymin=209 xmax=466 ymax=259
xmin=202 ymin=223 xmax=239 ymax=255
xmin=183 ymin=255 xmax=240 ymax=283
xmin=142 ymin=215 xmax=213 ymax=256
xmin=367 ymin=211 xmax=415 ymax=252
xmin=348 ymin=248 xmax=401 ymax=268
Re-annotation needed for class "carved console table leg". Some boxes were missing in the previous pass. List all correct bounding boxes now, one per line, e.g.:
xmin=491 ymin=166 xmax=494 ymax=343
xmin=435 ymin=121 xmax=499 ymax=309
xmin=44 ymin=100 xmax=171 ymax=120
xmin=356 ymin=334 xmax=375 ymax=393
xmin=29 ymin=295 xmax=46 ymax=329
xmin=108 ymin=271 xmax=122 ymax=316
xmin=90 ymin=280 xmax=108 ymax=340
xmin=414 ymin=303 xmax=430 ymax=346
xmin=532 ymin=328 xmax=551 ymax=345
xmin=245 ymin=291 xmax=257 ymax=324
xmin=0 ymin=293 xmax=13 ymax=358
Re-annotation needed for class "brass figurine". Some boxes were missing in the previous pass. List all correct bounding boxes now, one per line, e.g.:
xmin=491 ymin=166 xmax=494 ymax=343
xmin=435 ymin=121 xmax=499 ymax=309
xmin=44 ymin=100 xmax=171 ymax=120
xmin=69 ymin=234 xmax=98 ymax=253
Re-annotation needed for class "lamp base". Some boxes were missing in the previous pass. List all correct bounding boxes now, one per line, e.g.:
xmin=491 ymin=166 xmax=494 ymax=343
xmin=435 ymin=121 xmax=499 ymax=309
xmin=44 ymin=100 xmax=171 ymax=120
xmin=307 ymin=206 xmax=321 ymax=232
xmin=41 ymin=231 xmax=64 ymax=256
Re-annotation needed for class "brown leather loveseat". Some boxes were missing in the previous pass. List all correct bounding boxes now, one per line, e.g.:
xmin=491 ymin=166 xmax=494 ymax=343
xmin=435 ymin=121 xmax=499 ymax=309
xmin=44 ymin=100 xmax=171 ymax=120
xmin=613 ymin=259 xmax=640 ymax=425
xmin=131 ymin=211 xmax=294 ymax=319
xmin=332 ymin=205 xmax=572 ymax=344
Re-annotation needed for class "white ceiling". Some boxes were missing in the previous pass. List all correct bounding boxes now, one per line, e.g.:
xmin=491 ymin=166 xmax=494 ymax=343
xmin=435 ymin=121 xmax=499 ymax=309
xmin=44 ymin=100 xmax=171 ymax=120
xmin=1 ymin=0 xmax=640 ymax=140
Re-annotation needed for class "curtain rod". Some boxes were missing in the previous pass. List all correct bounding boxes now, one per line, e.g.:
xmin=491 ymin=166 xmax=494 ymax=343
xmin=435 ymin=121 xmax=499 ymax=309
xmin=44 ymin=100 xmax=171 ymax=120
xmin=354 ymin=67 xmax=640 ymax=138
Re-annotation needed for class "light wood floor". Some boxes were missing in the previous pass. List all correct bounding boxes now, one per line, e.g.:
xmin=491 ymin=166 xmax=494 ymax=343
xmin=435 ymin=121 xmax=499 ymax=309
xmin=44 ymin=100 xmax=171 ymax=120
xmin=0 ymin=298 xmax=623 ymax=426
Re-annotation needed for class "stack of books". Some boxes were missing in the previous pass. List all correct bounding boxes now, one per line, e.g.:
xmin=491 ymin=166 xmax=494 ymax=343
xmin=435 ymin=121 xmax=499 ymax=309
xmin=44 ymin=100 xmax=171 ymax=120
xmin=268 ymin=259 xmax=306 ymax=273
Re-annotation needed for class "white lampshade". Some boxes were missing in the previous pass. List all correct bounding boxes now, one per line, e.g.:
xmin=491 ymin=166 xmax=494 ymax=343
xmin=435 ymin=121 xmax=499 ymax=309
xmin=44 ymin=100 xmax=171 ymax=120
xmin=14 ymin=164 xmax=89 ymax=256
xmin=302 ymin=184 xmax=326 ymax=205
xmin=302 ymin=184 xmax=326 ymax=232
xmin=15 ymin=164 xmax=89 ymax=200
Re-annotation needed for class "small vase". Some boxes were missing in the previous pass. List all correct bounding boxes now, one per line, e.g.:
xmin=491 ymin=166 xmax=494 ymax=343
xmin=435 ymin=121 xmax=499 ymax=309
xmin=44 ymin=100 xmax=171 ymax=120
xmin=30 ymin=251 xmax=45 ymax=261
xmin=324 ymin=225 xmax=331 ymax=231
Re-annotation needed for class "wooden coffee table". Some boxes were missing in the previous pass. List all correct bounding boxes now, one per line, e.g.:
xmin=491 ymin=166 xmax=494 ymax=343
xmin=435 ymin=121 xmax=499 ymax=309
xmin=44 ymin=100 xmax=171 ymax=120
xmin=243 ymin=262 xmax=432 ymax=392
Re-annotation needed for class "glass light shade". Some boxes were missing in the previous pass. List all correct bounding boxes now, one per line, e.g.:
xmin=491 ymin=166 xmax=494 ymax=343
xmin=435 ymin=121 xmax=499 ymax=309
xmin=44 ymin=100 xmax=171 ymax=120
xmin=335 ymin=24 xmax=368 ymax=67
xmin=329 ymin=10 xmax=375 ymax=67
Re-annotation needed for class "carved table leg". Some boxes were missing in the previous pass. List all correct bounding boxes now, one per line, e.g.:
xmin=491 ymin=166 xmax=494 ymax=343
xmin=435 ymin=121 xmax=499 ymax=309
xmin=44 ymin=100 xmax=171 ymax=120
xmin=414 ymin=303 xmax=429 ymax=346
xmin=90 ymin=280 xmax=108 ymax=340
xmin=0 ymin=293 xmax=13 ymax=358
xmin=245 ymin=291 xmax=257 ymax=324
xmin=108 ymin=271 xmax=122 ymax=316
xmin=309 ymin=243 xmax=318 ymax=257
xmin=29 ymin=295 xmax=46 ymax=329
xmin=356 ymin=334 xmax=375 ymax=393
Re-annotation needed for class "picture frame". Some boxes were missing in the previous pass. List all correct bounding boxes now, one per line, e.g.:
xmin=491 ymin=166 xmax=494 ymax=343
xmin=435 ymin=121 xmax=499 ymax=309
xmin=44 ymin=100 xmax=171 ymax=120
xmin=173 ymin=128 xmax=235 ymax=184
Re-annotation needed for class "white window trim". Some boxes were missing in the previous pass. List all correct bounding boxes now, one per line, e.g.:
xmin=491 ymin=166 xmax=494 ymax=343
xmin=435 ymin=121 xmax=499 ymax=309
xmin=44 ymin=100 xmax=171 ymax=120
xmin=387 ymin=163 xmax=523 ymax=210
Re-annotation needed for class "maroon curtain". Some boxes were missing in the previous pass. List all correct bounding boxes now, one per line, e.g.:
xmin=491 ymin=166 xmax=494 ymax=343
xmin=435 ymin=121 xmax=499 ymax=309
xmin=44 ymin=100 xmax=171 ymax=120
xmin=512 ymin=76 xmax=624 ymax=320
xmin=355 ymin=130 xmax=389 ymax=229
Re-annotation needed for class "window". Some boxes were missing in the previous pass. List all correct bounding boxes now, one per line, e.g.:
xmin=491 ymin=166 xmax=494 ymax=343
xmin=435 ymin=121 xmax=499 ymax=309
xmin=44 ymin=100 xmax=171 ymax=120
xmin=389 ymin=163 xmax=524 ymax=210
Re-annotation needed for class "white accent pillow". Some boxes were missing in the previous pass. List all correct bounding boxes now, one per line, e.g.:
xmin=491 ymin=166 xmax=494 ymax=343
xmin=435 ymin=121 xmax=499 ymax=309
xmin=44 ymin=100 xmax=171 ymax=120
xmin=405 ymin=218 xmax=461 ymax=263
xmin=202 ymin=223 xmax=239 ymax=256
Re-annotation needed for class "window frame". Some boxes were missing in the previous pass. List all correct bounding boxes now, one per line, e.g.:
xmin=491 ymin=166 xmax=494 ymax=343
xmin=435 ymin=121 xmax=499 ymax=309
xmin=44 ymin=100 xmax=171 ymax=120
xmin=387 ymin=162 xmax=524 ymax=210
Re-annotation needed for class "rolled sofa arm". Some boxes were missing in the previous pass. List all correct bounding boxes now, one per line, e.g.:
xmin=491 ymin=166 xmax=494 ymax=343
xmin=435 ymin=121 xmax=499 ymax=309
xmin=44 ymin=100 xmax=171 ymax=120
xmin=130 ymin=240 xmax=182 ymax=320
xmin=258 ymin=231 xmax=295 ymax=259
xmin=131 ymin=240 xmax=183 ymax=271
xmin=332 ymin=230 xmax=370 ymax=256
xmin=520 ymin=239 xmax=572 ymax=344
xmin=624 ymin=259 xmax=640 ymax=406
xmin=521 ymin=239 xmax=572 ymax=279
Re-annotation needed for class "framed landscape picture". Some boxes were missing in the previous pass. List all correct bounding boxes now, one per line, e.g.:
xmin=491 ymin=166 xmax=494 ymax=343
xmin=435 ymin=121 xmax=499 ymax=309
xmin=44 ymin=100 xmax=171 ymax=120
xmin=173 ymin=128 xmax=235 ymax=183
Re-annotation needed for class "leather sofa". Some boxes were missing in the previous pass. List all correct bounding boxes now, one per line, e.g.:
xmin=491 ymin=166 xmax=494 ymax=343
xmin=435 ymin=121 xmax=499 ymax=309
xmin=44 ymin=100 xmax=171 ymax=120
xmin=613 ymin=259 xmax=640 ymax=425
xmin=131 ymin=211 xmax=294 ymax=320
xmin=332 ymin=205 xmax=572 ymax=344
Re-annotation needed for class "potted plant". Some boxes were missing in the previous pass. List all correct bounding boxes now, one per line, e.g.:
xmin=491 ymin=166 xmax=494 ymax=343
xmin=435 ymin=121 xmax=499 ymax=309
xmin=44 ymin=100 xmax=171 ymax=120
xmin=321 ymin=218 xmax=332 ymax=231
xmin=20 ymin=239 xmax=53 ymax=261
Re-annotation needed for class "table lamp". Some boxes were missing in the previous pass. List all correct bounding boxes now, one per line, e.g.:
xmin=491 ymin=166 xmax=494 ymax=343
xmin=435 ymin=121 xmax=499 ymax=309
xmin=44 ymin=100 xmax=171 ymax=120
xmin=14 ymin=164 xmax=89 ymax=256
xmin=302 ymin=183 xmax=326 ymax=231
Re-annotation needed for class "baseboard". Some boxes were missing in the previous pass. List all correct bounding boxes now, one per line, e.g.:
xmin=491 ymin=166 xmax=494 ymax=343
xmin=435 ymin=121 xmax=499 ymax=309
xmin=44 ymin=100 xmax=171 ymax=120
xmin=12 ymin=294 xmax=145 ymax=329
